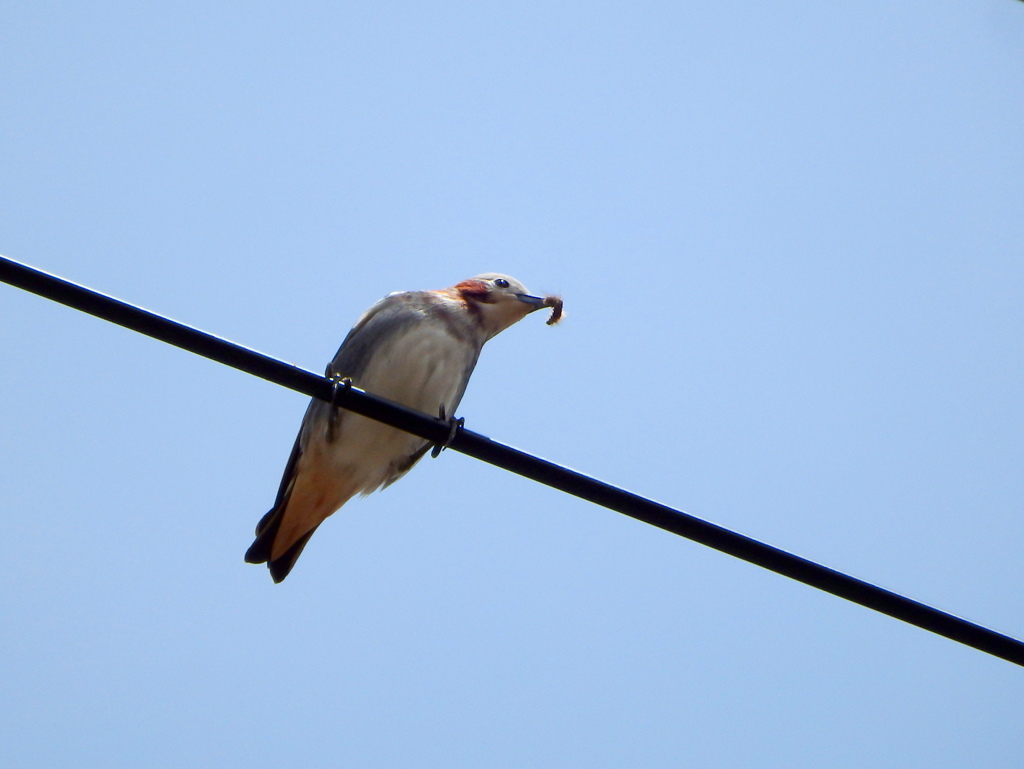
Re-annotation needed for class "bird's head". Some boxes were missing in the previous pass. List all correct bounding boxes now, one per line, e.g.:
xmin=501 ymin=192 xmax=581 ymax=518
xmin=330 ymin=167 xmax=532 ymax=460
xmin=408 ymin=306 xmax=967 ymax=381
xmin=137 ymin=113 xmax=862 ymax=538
xmin=452 ymin=273 xmax=557 ymax=339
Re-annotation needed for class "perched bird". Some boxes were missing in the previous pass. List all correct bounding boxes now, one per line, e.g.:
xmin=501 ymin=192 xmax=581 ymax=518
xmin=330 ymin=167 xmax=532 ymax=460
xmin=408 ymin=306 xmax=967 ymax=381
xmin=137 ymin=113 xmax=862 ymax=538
xmin=245 ymin=273 xmax=561 ymax=582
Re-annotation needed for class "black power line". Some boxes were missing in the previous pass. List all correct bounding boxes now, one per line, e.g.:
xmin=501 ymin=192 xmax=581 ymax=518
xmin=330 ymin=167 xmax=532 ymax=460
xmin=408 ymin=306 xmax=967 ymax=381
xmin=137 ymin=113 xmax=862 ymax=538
xmin=2 ymin=253 xmax=1022 ymax=667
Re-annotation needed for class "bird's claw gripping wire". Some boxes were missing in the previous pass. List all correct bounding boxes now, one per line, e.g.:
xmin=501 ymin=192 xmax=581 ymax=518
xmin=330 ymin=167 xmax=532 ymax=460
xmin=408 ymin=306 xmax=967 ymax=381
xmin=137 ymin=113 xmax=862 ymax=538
xmin=431 ymin=404 xmax=465 ymax=458
xmin=325 ymin=369 xmax=353 ymax=443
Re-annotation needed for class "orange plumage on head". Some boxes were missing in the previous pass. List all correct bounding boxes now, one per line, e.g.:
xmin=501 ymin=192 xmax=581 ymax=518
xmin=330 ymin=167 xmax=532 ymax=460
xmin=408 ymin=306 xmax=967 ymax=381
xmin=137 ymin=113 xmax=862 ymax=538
xmin=453 ymin=280 xmax=491 ymax=301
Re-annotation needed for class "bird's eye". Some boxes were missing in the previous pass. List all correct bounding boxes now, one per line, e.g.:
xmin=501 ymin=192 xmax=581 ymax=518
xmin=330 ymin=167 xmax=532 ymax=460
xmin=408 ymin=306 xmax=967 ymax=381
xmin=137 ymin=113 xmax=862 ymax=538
xmin=494 ymin=278 xmax=510 ymax=288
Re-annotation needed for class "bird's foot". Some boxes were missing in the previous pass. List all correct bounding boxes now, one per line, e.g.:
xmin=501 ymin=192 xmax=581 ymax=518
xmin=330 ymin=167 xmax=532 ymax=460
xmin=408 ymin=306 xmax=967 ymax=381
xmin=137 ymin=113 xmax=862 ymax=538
xmin=326 ymin=369 xmax=353 ymax=443
xmin=431 ymin=404 xmax=465 ymax=458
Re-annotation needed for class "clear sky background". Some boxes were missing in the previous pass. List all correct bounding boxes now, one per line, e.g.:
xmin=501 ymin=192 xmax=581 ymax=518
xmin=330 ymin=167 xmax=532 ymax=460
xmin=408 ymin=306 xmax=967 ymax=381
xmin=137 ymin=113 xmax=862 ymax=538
xmin=2 ymin=2 xmax=1023 ymax=767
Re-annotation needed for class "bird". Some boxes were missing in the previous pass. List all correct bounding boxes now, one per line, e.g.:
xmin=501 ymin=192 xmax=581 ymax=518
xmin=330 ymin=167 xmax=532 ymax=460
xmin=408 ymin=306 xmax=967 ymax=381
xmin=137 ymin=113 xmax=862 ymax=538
xmin=245 ymin=273 xmax=561 ymax=582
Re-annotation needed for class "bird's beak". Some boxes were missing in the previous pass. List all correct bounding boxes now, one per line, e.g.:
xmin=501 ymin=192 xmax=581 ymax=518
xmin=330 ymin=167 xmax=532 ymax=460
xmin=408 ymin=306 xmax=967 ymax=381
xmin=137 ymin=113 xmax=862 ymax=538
xmin=515 ymin=293 xmax=547 ymax=311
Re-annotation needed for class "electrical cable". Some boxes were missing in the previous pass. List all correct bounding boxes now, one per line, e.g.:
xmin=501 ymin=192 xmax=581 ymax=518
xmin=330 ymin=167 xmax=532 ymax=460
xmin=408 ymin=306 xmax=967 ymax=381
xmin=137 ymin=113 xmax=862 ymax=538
xmin=2 ymin=253 xmax=1022 ymax=667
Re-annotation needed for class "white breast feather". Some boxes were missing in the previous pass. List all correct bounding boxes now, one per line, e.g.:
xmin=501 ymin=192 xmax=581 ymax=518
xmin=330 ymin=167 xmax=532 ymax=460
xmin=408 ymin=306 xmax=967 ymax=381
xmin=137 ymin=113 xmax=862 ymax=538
xmin=326 ymin=322 xmax=476 ymax=493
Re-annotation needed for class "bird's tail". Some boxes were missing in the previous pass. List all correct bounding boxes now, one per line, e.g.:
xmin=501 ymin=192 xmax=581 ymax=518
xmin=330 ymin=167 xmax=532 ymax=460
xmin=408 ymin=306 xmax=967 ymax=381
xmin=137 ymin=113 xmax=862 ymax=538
xmin=244 ymin=499 xmax=320 ymax=583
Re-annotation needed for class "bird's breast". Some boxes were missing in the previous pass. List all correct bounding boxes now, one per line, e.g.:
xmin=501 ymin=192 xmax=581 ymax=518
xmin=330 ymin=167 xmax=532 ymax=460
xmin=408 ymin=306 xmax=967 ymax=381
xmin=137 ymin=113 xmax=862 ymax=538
xmin=356 ymin=323 xmax=479 ymax=414
xmin=308 ymin=321 xmax=481 ymax=494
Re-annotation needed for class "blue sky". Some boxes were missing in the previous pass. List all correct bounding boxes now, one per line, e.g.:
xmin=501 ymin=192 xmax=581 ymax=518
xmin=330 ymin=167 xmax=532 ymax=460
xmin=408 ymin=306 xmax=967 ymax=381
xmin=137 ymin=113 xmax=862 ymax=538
xmin=2 ymin=2 xmax=1023 ymax=766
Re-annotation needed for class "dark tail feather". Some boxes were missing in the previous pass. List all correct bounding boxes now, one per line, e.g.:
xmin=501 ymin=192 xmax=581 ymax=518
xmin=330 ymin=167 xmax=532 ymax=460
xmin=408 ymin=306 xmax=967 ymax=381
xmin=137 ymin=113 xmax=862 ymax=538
xmin=244 ymin=505 xmax=281 ymax=565
xmin=245 ymin=493 xmax=318 ymax=583
xmin=267 ymin=528 xmax=318 ymax=583
xmin=246 ymin=434 xmax=311 ymax=582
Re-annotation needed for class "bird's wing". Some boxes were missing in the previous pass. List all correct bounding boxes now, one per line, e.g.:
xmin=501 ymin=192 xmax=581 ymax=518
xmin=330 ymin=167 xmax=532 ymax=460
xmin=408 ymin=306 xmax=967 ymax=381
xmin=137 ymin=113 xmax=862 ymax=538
xmin=326 ymin=292 xmax=423 ymax=379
